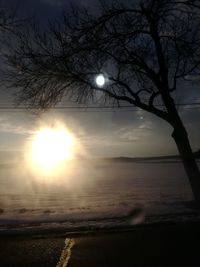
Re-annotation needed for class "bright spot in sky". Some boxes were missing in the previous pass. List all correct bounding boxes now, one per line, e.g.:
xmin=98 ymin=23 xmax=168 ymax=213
xmin=95 ymin=74 xmax=105 ymax=87
xmin=30 ymin=126 xmax=74 ymax=174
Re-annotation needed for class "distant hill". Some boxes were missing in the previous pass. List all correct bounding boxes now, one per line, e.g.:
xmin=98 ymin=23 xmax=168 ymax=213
xmin=103 ymin=150 xmax=200 ymax=162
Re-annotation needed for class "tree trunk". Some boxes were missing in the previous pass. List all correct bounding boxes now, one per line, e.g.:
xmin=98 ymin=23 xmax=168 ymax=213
xmin=172 ymin=125 xmax=200 ymax=205
xmin=158 ymin=83 xmax=200 ymax=205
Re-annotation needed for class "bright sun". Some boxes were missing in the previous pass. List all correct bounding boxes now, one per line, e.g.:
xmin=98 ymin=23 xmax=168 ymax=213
xmin=30 ymin=126 xmax=74 ymax=173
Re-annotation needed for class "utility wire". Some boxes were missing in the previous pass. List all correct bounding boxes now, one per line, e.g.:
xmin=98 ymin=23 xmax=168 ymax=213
xmin=0 ymin=102 xmax=200 ymax=108
xmin=0 ymin=102 xmax=199 ymax=112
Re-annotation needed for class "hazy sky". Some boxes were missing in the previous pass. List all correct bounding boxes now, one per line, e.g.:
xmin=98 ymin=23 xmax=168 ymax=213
xmin=0 ymin=0 xmax=200 ymax=159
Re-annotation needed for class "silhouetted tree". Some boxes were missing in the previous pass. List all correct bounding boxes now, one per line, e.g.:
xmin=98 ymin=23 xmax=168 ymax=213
xmin=4 ymin=0 xmax=200 ymax=204
xmin=0 ymin=1 xmax=23 ymax=64
xmin=0 ymin=1 xmax=20 ymax=33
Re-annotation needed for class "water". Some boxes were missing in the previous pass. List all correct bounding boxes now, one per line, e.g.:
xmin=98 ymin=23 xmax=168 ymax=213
xmin=0 ymin=159 xmax=199 ymax=235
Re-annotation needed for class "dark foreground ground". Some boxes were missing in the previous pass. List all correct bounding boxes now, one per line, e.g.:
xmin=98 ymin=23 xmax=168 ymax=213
xmin=1 ymin=222 xmax=200 ymax=267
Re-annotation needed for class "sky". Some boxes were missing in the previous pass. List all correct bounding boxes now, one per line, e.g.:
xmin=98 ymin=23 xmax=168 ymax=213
xmin=0 ymin=0 xmax=200 ymax=160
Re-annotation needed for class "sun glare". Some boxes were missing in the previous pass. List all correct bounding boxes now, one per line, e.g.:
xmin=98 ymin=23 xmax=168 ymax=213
xmin=30 ymin=126 xmax=74 ymax=174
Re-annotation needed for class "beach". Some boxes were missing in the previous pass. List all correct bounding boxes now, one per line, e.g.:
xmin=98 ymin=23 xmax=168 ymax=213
xmin=1 ymin=222 xmax=200 ymax=267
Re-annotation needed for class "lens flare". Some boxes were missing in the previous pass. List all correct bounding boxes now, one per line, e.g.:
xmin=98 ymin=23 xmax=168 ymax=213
xmin=29 ymin=126 xmax=74 ymax=175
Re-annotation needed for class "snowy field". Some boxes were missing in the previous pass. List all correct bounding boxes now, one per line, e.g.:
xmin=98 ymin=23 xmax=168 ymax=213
xmin=0 ymin=159 xmax=199 ymax=234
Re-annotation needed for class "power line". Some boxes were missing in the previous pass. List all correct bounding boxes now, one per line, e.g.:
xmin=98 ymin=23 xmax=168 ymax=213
xmin=0 ymin=102 xmax=200 ymax=109
xmin=0 ymin=102 xmax=199 ymax=112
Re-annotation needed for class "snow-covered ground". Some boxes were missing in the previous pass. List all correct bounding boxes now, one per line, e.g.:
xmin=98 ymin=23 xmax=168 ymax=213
xmin=0 ymin=160 xmax=199 ymax=234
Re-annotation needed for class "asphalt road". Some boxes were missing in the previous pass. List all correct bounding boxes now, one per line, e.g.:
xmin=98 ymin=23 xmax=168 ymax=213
xmin=0 ymin=236 xmax=66 ymax=267
xmin=1 ymin=223 xmax=200 ymax=267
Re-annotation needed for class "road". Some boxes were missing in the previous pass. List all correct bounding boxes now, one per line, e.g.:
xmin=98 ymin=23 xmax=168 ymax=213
xmin=1 ymin=223 xmax=200 ymax=267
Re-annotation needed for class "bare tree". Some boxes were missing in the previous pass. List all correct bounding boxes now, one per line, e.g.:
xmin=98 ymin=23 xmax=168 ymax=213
xmin=4 ymin=0 xmax=200 ymax=204
xmin=0 ymin=0 xmax=21 ymax=33
xmin=0 ymin=0 xmax=24 ymax=67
